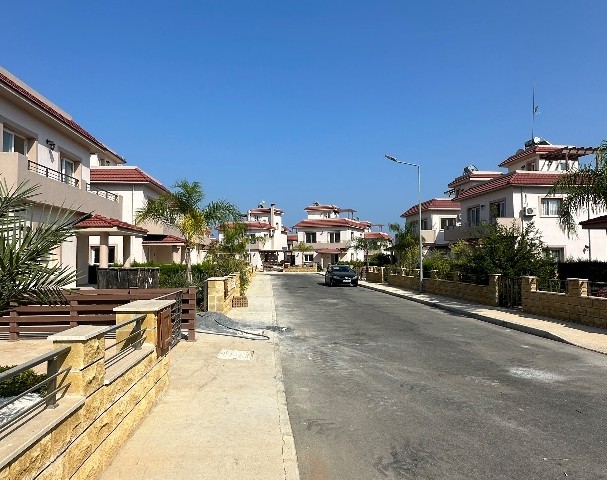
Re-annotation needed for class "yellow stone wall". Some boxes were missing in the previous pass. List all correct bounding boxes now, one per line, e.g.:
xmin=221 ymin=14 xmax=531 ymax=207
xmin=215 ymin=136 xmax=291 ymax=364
xmin=206 ymin=273 xmax=241 ymax=314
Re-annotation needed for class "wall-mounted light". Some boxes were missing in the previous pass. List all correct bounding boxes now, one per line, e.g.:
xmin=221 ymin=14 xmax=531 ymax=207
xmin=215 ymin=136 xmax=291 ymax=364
xmin=46 ymin=139 xmax=56 ymax=151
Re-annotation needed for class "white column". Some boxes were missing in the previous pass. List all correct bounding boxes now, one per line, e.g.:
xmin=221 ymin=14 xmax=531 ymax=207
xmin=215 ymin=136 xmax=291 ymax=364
xmin=99 ymin=232 xmax=110 ymax=268
xmin=123 ymin=235 xmax=132 ymax=267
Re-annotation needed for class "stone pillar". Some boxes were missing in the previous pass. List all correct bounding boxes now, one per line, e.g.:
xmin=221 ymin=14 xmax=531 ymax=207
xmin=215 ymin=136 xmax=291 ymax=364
xmin=567 ymin=278 xmax=588 ymax=298
xmin=49 ymin=325 xmax=106 ymax=396
xmin=172 ymin=246 xmax=180 ymax=263
xmin=207 ymin=277 xmax=227 ymax=312
xmin=123 ymin=235 xmax=132 ymax=267
xmin=114 ymin=299 xmax=175 ymax=357
xmin=99 ymin=232 xmax=110 ymax=268
xmin=521 ymin=276 xmax=537 ymax=312
xmin=430 ymin=270 xmax=438 ymax=280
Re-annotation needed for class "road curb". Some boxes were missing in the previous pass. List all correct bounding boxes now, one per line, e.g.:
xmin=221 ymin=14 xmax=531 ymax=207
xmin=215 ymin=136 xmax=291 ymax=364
xmin=359 ymin=282 xmax=574 ymax=347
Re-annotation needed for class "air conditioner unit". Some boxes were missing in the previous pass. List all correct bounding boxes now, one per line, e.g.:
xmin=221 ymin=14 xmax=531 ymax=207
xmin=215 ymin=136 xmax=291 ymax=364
xmin=524 ymin=207 xmax=537 ymax=216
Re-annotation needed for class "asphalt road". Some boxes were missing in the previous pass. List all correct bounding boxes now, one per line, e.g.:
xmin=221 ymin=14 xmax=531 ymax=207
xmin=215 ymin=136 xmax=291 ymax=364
xmin=273 ymin=273 xmax=607 ymax=480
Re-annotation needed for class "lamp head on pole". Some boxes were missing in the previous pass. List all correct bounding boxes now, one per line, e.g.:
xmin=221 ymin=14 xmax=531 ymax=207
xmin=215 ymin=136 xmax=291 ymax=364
xmin=385 ymin=154 xmax=397 ymax=162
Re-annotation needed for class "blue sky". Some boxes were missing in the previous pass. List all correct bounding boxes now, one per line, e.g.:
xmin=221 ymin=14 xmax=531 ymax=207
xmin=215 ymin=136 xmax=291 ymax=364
xmin=3 ymin=1 xmax=606 ymax=231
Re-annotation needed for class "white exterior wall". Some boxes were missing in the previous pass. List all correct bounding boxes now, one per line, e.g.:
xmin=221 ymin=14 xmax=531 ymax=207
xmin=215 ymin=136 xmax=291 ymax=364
xmin=294 ymin=227 xmax=366 ymax=267
xmin=459 ymin=186 xmax=607 ymax=261
xmin=405 ymin=210 xmax=460 ymax=247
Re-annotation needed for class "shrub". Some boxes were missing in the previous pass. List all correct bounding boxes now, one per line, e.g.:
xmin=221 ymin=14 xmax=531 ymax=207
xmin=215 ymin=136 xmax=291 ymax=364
xmin=0 ymin=365 xmax=47 ymax=397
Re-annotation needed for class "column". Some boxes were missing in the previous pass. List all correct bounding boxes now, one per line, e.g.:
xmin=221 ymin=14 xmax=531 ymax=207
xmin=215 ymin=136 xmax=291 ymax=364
xmin=123 ymin=235 xmax=132 ymax=267
xmin=99 ymin=232 xmax=110 ymax=268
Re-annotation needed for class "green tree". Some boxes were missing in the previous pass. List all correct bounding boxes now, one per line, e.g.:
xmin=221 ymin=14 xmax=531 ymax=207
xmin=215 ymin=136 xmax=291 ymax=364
xmin=292 ymin=242 xmax=314 ymax=264
xmin=454 ymin=222 xmax=556 ymax=279
xmin=0 ymin=181 xmax=87 ymax=314
xmin=549 ymin=140 xmax=607 ymax=236
xmin=351 ymin=236 xmax=391 ymax=271
xmin=207 ymin=223 xmax=254 ymax=292
xmin=388 ymin=222 xmax=418 ymax=267
xmin=135 ymin=180 xmax=240 ymax=283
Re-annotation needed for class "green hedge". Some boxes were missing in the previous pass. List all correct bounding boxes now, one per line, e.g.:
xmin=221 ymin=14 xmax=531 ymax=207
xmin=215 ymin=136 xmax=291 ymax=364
xmin=558 ymin=261 xmax=607 ymax=281
xmin=0 ymin=366 xmax=47 ymax=397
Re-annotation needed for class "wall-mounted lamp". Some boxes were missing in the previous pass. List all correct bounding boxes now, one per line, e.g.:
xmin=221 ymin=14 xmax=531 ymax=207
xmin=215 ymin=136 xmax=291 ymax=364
xmin=46 ymin=139 xmax=56 ymax=151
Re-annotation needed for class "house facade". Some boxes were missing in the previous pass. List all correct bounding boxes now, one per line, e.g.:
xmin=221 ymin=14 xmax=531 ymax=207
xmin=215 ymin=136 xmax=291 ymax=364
xmin=400 ymin=198 xmax=462 ymax=250
xmin=291 ymin=203 xmax=390 ymax=268
xmin=444 ymin=142 xmax=607 ymax=261
xmin=0 ymin=67 xmax=146 ymax=286
xmin=239 ymin=204 xmax=288 ymax=270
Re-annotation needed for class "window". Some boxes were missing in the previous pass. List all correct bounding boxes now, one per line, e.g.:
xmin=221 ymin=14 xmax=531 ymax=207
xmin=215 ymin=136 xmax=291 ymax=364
xmin=526 ymin=161 xmax=536 ymax=171
xmin=440 ymin=217 xmax=456 ymax=229
xmin=303 ymin=253 xmax=314 ymax=262
xmin=305 ymin=232 xmax=316 ymax=243
xmin=328 ymin=231 xmax=341 ymax=243
xmin=420 ymin=219 xmax=428 ymax=230
xmin=467 ymin=206 xmax=481 ymax=226
xmin=2 ymin=129 xmax=27 ymax=155
xmin=91 ymin=246 xmax=116 ymax=264
xmin=541 ymin=198 xmax=561 ymax=216
xmin=545 ymin=248 xmax=564 ymax=262
xmin=61 ymin=157 xmax=77 ymax=187
xmin=489 ymin=200 xmax=506 ymax=219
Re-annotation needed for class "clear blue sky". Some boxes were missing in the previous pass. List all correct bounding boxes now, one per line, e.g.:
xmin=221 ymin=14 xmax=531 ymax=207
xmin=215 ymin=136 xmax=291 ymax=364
xmin=3 ymin=1 xmax=606 ymax=231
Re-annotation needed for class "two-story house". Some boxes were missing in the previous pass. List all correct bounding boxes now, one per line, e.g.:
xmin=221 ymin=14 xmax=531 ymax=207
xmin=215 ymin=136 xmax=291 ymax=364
xmin=400 ymin=198 xmax=462 ymax=251
xmin=444 ymin=140 xmax=607 ymax=261
xmin=239 ymin=203 xmax=288 ymax=270
xmin=291 ymin=203 xmax=389 ymax=268
xmin=0 ymin=67 xmax=146 ymax=286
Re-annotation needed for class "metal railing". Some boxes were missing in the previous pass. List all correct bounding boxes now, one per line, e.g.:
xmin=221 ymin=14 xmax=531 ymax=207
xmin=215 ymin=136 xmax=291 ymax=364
xmin=588 ymin=281 xmax=607 ymax=298
xmin=28 ymin=160 xmax=79 ymax=188
xmin=0 ymin=346 xmax=71 ymax=435
xmin=85 ymin=182 xmax=119 ymax=202
xmin=536 ymin=278 xmax=568 ymax=294
xmin=102 ymin=314 xmax=147 ymax=369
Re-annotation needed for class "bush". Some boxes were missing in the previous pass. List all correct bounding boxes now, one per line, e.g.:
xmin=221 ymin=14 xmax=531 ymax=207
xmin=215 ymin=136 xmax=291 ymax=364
xmin=558 ymin=260 xmax=607 ymax=281
xmin=0 ymin=365 xmax=47 ymax=397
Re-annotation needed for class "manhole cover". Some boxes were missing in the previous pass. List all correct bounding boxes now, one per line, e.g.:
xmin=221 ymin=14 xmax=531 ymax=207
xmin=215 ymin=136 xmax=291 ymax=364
xmin=217 ymin=349 xmax=254 ymax=361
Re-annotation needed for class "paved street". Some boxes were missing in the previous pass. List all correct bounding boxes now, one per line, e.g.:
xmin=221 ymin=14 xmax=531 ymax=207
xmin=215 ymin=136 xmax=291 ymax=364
xmin=274 ymin=274 xmax=607 ymax=479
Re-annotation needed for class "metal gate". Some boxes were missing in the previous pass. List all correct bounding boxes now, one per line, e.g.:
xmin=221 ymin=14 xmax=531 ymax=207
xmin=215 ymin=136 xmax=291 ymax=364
xmin=498 ymin=276 xmax=522 ymax=308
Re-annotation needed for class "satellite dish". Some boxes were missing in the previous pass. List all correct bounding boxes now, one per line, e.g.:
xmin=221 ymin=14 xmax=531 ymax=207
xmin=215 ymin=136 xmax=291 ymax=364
xmin=258 ymin=200 xmax=265 ymax=208
xmin=533 ymin=136 xmax=541 ymax=144
xmin=463 ymin=165 xmax=478 ymax=174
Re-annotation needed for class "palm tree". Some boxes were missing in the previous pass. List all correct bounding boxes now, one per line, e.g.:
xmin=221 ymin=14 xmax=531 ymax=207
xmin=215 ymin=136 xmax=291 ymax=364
xmin=135 ymin=180 xmax=240 ymax=283
xmin=549 ymin=140 xmax=607 ymax=236
xmin=0 ymin=181 xmax=88 ymax=314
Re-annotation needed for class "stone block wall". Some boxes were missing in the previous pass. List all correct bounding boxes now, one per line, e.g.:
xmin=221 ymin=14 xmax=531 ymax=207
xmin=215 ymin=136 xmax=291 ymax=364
xmin=522 ymin=277 xmax=607 ymax=328
xmin=424 ymin=275 xmax=499 ymax=307
xmin=283 ymin=265 xmax=317 ymax=273
xmin=0 ymin=300 xmax=173 ymax=480
xmin=206 ymin=273 xmax=241 ymax=314
xmin=366 ymin=267 xmax=384 ymax=283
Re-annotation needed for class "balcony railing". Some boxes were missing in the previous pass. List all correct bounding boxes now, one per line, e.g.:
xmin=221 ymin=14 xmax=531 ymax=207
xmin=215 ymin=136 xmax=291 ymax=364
xmin=27 ymin=160 xmax=120 ymax=203
xmin=85 ymin=183 xmax=119 ymax=202
xmin=28 ymin=160 xmax=79 ymax=187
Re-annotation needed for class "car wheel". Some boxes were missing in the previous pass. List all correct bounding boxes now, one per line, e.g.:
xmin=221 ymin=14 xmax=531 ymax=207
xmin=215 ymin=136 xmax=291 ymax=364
xmin=352 ymin=282 xmax=358 ymax=287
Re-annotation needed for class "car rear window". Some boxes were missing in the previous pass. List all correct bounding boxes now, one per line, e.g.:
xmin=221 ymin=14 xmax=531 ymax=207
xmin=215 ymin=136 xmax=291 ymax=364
xmin=333 ymin=266 xmax=350 ymax=272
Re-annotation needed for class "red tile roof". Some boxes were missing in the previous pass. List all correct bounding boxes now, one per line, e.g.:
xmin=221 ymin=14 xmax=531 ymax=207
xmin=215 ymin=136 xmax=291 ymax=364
xmin=454 ymin=172 xmax=562 ymax=200
xmin=447 ymin=171 xmax=503 ymax=188
xmin=400 ymin=198 xmax=461 ymax=218
xmin=142 ymin=234 xmax=186 ymax=244
xmin=245 ymin=221 xmax=274 ymax=230
xmin=287 ymin=234 xmax=298 ymax=242
xmin=364 ymin=232 xmax=392 ymax=241
xmin=90 ymin=167 xmax=170 ymax=193
xmin=579 ymin=215 xmax=607 ymax=229
xmin=293 ymin=218 xmax=369 ymax=230
xmin=315 ymin=248 xmax=343 ymax=254
xmin=75 ymin=214 xmax=147 ymax=233
xmin=0 ymin=71 xmax=124 ymax=162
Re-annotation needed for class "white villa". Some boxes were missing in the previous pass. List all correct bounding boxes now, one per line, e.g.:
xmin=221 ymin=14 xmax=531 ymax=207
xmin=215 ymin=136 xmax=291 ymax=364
xmin=291 ymin=203 xmax=391 ymax=268
xmin=239 ymin=203 xmax=288 ymax=270
xmin=400 ymin=198 xmax=462 ymax=251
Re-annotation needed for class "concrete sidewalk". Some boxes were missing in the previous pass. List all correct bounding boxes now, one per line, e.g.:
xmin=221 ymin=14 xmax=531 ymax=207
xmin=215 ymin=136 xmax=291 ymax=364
xmin=359 ymin=279 xmax=607 ymax=355
xmin=99 ymin=274 xmax=299 ymax=480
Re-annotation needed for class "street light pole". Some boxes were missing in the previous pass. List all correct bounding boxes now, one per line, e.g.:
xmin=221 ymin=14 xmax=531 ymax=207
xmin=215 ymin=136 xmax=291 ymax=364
xmin=385 ymin=154 xmax=423 ymax=293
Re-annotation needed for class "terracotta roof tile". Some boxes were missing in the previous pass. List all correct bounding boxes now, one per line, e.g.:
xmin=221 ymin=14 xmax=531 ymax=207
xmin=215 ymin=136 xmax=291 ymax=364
xmin=293 ymin=218 xmax=369 ymax=230
xmin=287 ymin=234 xmax=298 ymax=241
xmin=364 ymin=232 xmax=392 ymax=241
xmin=249 ymin=207 xmax=285 ymax=215
xmin=0 ymin=71 xmax=123 ymax=161
xmin=75 ymin=214 xmax=147 ymax=233
xmin=90 ymin=167 xmax=169 ymax=193
xmin=143 ymin=234 xmax=186 ymax=244
xmin=304 ymin=204 xmax=340 ymax=212
xmin=454 ymin=172 xmax=562 ymax=200
xmin=401 ymin=198 xmax=461 ymax=218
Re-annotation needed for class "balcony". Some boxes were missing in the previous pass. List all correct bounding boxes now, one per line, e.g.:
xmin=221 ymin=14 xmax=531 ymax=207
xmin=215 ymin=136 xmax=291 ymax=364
xmin=420 ymin=229 xmax=437 ymax=244
xmin=0 ymin=153 xmax=122 ymax=218
xmin=443 ymin=217 xmax=521 ymax=243
xmin=303 ymin=241 xmax=351 ymax=250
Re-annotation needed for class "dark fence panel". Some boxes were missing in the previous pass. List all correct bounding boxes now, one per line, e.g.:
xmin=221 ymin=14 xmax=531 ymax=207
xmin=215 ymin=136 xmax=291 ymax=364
xmin=498 ymin=276 xmax=522 ymax=308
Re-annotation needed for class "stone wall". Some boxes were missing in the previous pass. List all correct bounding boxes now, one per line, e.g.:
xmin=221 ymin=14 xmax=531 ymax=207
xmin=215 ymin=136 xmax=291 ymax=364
xmin=283 ymin=264 xmax=317 ymax=273
xmin=424 ymin=273 xmax=499 ymax=307
xmin=206 ymin=273 xmax=241 ymax=314
xmin=366 ymin=266 xmax=384 ymax=283
xmin=522 ymin=277 xmax=607 ymax=328
xmin=0 ymin=300 xmax=173 ymax=480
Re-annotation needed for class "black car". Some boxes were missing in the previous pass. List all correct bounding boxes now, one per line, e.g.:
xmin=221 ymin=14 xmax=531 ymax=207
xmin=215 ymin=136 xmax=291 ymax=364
xmin=324 ymin=265 xmax=359 ymax=287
